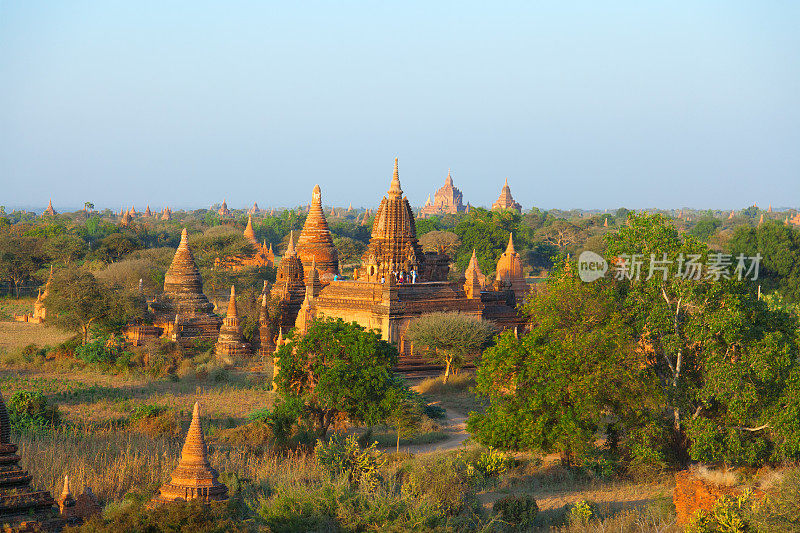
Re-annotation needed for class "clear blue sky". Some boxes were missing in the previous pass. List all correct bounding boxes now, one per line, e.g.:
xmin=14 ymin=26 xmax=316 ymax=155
xmin=1 ymin=1 xmax=798 ymax=212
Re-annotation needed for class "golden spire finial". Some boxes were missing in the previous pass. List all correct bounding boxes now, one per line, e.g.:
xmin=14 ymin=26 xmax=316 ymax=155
xmin=388 ymin=158 xmax=403 ymax=198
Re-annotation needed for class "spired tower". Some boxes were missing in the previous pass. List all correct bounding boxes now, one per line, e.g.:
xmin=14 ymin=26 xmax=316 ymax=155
xmin=271 ymin=231 xmax=307 ymax=332
xmin=495 ymin=233 xmax=528 ymax=302
xmin=0 ymin=390 xmax=60 ymax=529
xmin=150 ymin=229 xmax=222 ymax=341
xmin=296 ymin=185 xmax=339 ymax=280
xmin=215 ymin=286 xmax=250 ymax=357
xmin=491 ymin=178 xmax=522 ymax=213
xmin=153 ymin=402 xmax=228 ymax=504
xmin=360 ymin=158 xmax=428 ymax=282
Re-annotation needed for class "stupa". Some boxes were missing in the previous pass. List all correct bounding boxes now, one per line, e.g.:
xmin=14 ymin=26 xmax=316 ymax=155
xmin=491 ymin=178 xmax=522 ymax=213
xmin=120 ymin=210 xmax=132 ymax=227
xmin=247 ymin=202 xmax=261 ymax=215
xmin=43 ymin=199 xmax=56 ymax=216
xmin=145 ymin=205 xmax=152 ymax=217
xmin=0 ymin=390 xmax=60 ymax=529
xmin=295 ymin=185 xmax=339 ymax=280
xmin=495 ymin=233 xmax=528 ymax=302
xmin=161 ymin=207 xmax=172 ymax=221
xmin=150 ymin=229 xmax=222 ymax=343
xmin=256 ymin=291 xmax=275 ymax=359
xmin=212 ymin=217 xmax=275 ymax=271
xmin=153 ymin=403 xmax=228 ymax=504
xmin=31 ymin=266 xmax=53 ymax=323
xmin=420 ymin=169 xmax=468 ymax=217
xmin=215 ymin=286 xmax=250 ymax=357
xmin=217 ymin=200 xmax=231 ymax=217
xmin=463 ymin=249 xmax=487 ymax=292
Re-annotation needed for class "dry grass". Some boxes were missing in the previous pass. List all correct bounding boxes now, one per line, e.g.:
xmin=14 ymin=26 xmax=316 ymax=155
xmin=18 ymin=428 xmax=320 ymax=504
xmin=0 ymin=321 xmax=73 ymax=352
xmin=0 ymin=297 xmax=38 ymax=319
xmin=0 ymin=368 xmax=274 ymax=424
xmin=413 ymin=371 xmax=485 ymax=415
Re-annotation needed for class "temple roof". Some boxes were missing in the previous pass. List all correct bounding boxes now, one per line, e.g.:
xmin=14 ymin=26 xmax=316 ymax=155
xmin=244 ymin=216 xmax=258 ymax=245
xmin=152 ymin=229 xmax=216 ymax=316
xmin=496 ymin=233 xmax=523 ymax=282
xmin=492 ymin=178 xmax=522 ymax=212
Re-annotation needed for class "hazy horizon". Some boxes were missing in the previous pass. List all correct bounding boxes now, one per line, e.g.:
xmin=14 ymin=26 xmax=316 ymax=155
xmin=2 ymin=2 xmax=798 ymax=211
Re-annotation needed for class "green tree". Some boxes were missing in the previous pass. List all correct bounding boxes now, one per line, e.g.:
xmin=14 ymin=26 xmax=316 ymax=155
xmin=0 ymin=234 xmax=43 ymax=297
xmin=406 ymin=312 xmax=495 ymax=383
xmin=44 ymin=269 xmax=113 ymax=344
xmin=386 ymin=391 xmax=424 ymax=453
xmin=43 ymin=234 xmax=88 ymax=266
xmin=728 ymin=222 xmax=800 ymax=303
xmin=96 ymin=233 xmax=142 ymax=262
xmin=274 ymin=318 xmax=406 ymax=437
xmin=467 ymin=266 xmax=650 ymax=465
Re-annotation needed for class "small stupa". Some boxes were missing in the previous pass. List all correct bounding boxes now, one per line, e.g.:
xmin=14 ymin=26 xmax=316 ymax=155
xmin=215 ymin=285 xmax=250 ymax=357
xmin=463 ymin=250 xmax=485 ymax=299
xmin=0 ymin=390 xmax=60 ymax=529
xmin=243 ymin=216 xmax=258 ymax=246
xmin=121 ymin=210 xmax=132 ymax=227
xmin=248 ymin=202 xmax=261 ymax=215
xmin=153 ymin=403 xmax=228 ymax=504
xmin=217 ymin=199 xmax=231 ymax=218
xmin=145 ymin=205 xmax=152 ymax=217
xmin=161 ymin=207 xmax=172 ymax=221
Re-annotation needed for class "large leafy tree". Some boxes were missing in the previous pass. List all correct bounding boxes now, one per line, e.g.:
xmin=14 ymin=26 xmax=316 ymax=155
xmin=0 ymin=234 xmax=44 ymax=297
xmin=45 ymin=269 xmax=116 ymax=344
xmin=605 ymin=213 xmax=800 ymax=465
xmin=467 ymin=266 xmax=653 ymax=466
xmin=406 ymin=312 xmax=495 ymax=383
xmin=274 ymin=318 xmax=407 ymax=437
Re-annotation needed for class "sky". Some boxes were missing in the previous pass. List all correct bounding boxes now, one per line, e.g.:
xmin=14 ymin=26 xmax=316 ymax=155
xmin=1 ymin=1 xmax=798 ymax=212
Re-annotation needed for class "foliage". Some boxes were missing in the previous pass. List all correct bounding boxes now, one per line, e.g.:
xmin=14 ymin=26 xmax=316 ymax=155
xmin=273 ymin=318 xmax=406 ymax=437
xmin=568 ymin=500 xmax=599 ymax=525
xmin=6 ymin=389 xmax=60 ymax=433
xmin=314 ymin=433 xmax=386 ymax=487
xmin=73 ymin=498 xmax=251 ymax=533
xmin=468 ymin=264 xmax=653 ymax=466
xmin=45 ymin=269 xmax=113 ymax=344
xmin=493 ymin=494 xmax=539 ymax=530
xmin=685 ymin=491 xmax=752 ymax=533
xmin=473 ymin=446 xmax=511 ymax=478
xmin=690 ymin=217 xmax=722 ymax=241
xmin=406 ymin=312 xmax=495 ymax=383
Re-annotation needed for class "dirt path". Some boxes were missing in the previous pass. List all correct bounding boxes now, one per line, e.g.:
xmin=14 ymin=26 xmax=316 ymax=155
xmin=403 ymin=404 xmax=471 ymax=455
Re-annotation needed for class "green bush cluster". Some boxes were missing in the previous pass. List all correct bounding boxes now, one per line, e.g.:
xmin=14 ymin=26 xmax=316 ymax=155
xmin=314 ymin=433 xmax=385 ymax=488
xmin=492 ymin=494 xmax=539 ymax=530
xmin=6 ymin=389 xmax=60 ymax=433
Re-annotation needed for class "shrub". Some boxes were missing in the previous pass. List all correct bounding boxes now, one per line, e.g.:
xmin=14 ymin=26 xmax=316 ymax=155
xmin=74 ymin=338 xmax=116 ymax=364
xmin=493 ymin=494 xmax=539 ymax=529
xmin=474 ymin=446 xmax=511 ymax=478
xmin=315 ymin=433 xmax=385 ymax=487
xmin=7 ymin=390 xmax=60 ymax=432
xmin=129 ymin=404 xmax=177 ymax=436
xmin=568 ymin=500 xmax=599 ymax=525
xmin=685 ymin=491 xmax=752 ymax=533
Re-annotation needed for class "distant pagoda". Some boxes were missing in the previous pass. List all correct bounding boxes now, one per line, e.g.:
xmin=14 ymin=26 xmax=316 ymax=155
xmin=491 ymin=178 xmax=522 ymax=213
xmin=0 ymin=390 xmax=60 ymax=530
xmin=420 ymin=168 xmax=468 ymax=218
xmin=153 ymin=402 xmax=228 ymax=504
xmin=43 ymin=199 xmax=57 ymax=217
xmin=495 ymin=233 xmax=527 ymax=302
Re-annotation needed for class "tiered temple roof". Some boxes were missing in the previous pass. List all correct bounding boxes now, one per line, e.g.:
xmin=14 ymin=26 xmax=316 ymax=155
xmin=0 ymin=390 xmax=60 ymax=529
xmin=247 ymin=202 xmax=261 ymax=215
xmin=215 ymin=286 xmax=250 ymax=357
xmin=420 ymin=169 xmax=467 ymax=217
xmin=153 ymin=403 xmax=228 ymax=504
xmin=161 ymin=207 xmax=172 ymax=221
xmin=491 ymin=178 xmax=522 ymax=213
xmin=463 ymin=249 xmax=487 ymax=297
xmin=296 ymin=185 xmax=339 ymax=280
xmin=150 ymin=229 xmax=221 ymax=341
xmin=359 ymin=159 xmax=428 ymax=282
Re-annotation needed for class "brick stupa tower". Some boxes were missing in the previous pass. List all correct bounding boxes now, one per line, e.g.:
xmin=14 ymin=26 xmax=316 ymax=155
xmin=491 ymin=178 xmax=522 ymax=213
xmin=0 ymin=390 xmax=60 ymax=529
xmin=420 ymin=168 xmax=467 ymax=218
xmin=463 ymin=249 xmax=487 ymax=298
xmin=150 ymin=229 xmax=222 ymax=342
xmin=495 ymin=233 xmax=528 ymax=302
xmin=296 ymin=185 xmax=339 ymax=280
xmin=271 ymin=231 xmax=306 ymax=332
xmin=215 ymin=285 xmax=250 ymax=357
xmin=153 ymin=402 xmax=228 ymax=504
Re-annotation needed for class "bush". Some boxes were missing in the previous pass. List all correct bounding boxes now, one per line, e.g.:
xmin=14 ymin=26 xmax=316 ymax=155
xmin=568 ymin=500 xmax=599 ymax=525
xmin=315 ymin=433 xmax=385 ymax=487
xmin=129 ymin=404 xmax=177 ymax=436
xmin=474 ymin=447 xmax=511 ymax=478
xmin=7 ymin=390 xmax=60 ymax=432
xmin=685 ymin=491 xmax=752 ymax=533
xmin=75 ymin=338 xmax=116 ymax=364
xmin=493 ymin=494 xmax=539 ymax=529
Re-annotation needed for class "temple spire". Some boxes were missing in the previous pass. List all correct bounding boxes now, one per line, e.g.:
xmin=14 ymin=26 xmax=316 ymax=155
xmin=285 ymin=230 xmax=295 ymax=256
xmin=445 ymin=168 xmax=453 ymax=186
xmin=506 ymin=233 xmax=516 ymax=254
xmin=244 ymin=216 xmax=257 ymax=244
xmin=226 ymin=285 xmax=238 ymax=318
xmin=388 ymin=158 xmax=403 ymax=198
